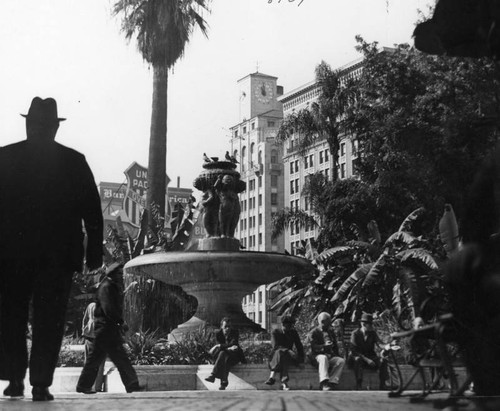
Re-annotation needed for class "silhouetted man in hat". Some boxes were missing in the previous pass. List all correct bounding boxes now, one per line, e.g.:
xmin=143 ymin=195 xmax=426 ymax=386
xmin=0 ymin=97 xmax=103 ymax=401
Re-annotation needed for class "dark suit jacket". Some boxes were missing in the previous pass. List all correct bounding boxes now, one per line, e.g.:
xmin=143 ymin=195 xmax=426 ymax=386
xmin=350 ymin=328 xmax=380 ymax=358
xmin=307 ymin=326 xmax=341 ymax=365
xmin=215 ymin=328 xmax=246 ymax=363
xmin=0 ymin=139 xmax=103 ymax=271
xmin=271 ymin=328 xmax=304 ymax=362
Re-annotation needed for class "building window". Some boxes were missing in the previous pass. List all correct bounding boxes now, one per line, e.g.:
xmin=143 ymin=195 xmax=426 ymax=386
xmin=259 ymin=213 xmax=262 ymax=225
xmin=267 ymin=121 xmax=275 ymax=127
xmin=258 ymin=175 xmax=262 ymax=187
xmin=290 ymin=181 xmax=294 ymax=195
xmin=251 ymin=122 xmax=255 ymax=130
xmin=271 ymin=149 xmax=278 ymax=164
xmin=291 ymin=223 xmax=295 ymax=235
xmin=271 ymin=175 xmax=278 ymax=187
xmin=258 ymin=233 xmax=262 ymax=245
xmin=271 ymin=193 xmax=278 ymax=205
xmin=258 ymin=194 xmax=262 ymax=206
xmin=243 ymin=126 xmax=247 ymax=134
xmin=340 ymin=163 xmax=346 ymax=179
xmin=325 ymin=150 xmax=329 ymax=161
xmin=295 ymin=179 xmax=299 ymax=194
xmin=309 ymin=154 xmax=314 ymax=167
xmin=319 ymin=151 xmax=324 ymax=164
xmin=295 ymin=160 xmax=299 ymax=173
xmin=325 ymin=168 xmax=329 ymax=180
xmin=249 ymin=179 xmax=255 ymax=191
xmin=258 ymin=311 xmax=262 ymax=323
xmin=304 ymin=197 xmax=309 ymax=211
xmin=290 ymin=200 xmax=295 ymax=210
xmin=352 ymin=140 xmax=359 ymax=156
xmin=304 ymin=156 xmax=308 ymax=168
xmin=290 ymin=162 xmax=294 ymax=174
xmin=340 ymin=142 xmax=346 ymax=157
xmin=235 ymin=130 xmax=239 ymax=138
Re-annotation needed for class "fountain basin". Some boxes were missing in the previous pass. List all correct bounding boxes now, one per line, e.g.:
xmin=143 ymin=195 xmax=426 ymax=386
xmin=124 ymin=250 xmax=314 ymax=332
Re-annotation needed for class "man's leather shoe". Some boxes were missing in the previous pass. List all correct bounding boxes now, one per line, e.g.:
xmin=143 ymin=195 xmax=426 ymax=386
xmin=76 ymin=386 xmax=97 ymax=394
xmin=32 ymin=386 xmax=54 ymax=401
xmin=126 ymin=384 xmax=145 ymax=393
xmin=204 ymin=374 xmax=216 ymax=383
xmin=3 ymin=381 xmax=24 ymax=398
xmin=264 ymin=377 xmax=275 ymax=385
xmin=320 ymin=380 xmax=332 ymax=391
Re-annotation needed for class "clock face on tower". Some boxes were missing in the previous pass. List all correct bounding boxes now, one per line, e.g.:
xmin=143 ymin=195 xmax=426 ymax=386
xmin=254 ymin=81 xmax=273 ymax=103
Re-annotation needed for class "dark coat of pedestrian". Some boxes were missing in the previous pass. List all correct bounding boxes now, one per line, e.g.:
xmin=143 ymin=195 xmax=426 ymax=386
xmin=205 ymin=318 xmax=245 ymax=390
xmin=76 ymin=263 xmax=141 ymax=394
xmin=0 ymin=97 xmax=103 ymax=401
xmin=265 ymin=316 xmax=304 ymax=390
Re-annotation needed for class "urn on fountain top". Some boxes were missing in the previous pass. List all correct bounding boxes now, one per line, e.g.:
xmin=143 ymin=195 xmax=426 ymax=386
xmin=193 ymin=158 xmax=246 ymax=250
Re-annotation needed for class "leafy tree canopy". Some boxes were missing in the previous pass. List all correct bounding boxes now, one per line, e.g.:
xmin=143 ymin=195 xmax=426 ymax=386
xmin=346 ymin=37 xmax=500 ymax=230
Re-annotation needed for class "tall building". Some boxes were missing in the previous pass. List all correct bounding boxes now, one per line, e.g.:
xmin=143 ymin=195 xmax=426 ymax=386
xmin=278 ymin=58 xmax=363 ymax=254
xmin=230 ymin=72 xmax=285 ymax=330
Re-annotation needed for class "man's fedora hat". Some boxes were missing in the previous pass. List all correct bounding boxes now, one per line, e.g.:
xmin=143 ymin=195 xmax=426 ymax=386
xmin=21 ymin=97 xmax=66 ymax=124
xmin=360 ymin=313 xmax=373 ymax=323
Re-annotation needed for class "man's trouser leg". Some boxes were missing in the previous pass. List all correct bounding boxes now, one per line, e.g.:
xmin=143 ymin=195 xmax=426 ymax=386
xmin=315 ymin=354 xmax=330 ymax=382
xmin=77 ymin=337 xmax=108 ymax=390
xmin=30 ymin=267 xmax=73 ymax=387
xmin=352 ymin=356 xmax=364 ymax=387
xmin=104 ymin=330 xmax=139 ymax=391
xmin=0 ymin=262 xmax=33 ymax=383
xmin=328 ymin=356 xmax=346 ymax=384
xmin=84 ymin=338 xmax=105 ymax=391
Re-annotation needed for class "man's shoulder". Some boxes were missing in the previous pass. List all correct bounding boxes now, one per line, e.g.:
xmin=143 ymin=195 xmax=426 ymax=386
xmin=0 ymin=140 xmax=26 ymax=154
xmin=53 ymin=142 xmax=85 ymax=159
xmin=308 ymin=327 xmax=322 ymax=338
xmin=351 ymin=328 xmax=362 ymax=336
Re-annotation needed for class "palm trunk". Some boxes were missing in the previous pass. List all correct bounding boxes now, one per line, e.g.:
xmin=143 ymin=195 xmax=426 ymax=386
xmin=147 ymin=63 xmax=168 ymax=230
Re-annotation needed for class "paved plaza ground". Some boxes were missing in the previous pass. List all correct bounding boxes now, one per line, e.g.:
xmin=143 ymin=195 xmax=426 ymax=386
xmin=0 ymin=390 xmax=486 ymax=411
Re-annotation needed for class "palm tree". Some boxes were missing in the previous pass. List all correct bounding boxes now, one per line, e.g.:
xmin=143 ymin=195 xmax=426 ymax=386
xmin=113 ymin=0 xmax=210 ymax=230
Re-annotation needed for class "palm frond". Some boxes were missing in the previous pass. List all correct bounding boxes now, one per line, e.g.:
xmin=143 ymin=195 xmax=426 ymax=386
xmin=315 ymin=245 xmax=355 ymax=265
xmin=361 ymin=254 xmax=388 ymax=288
xmin=397 ymin=248 xmax=438 ymax=270
xmin=384 ymin=231 xmax=415 ymax=247
xmin=398 ymin=207 xmax=426 ymax=233
xmin=331 ymin=263 xmax=373 ymax=302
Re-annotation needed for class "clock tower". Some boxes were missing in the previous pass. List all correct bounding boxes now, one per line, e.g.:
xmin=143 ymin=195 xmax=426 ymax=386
xmin=238 ymin=72 xmax=279 ymax=121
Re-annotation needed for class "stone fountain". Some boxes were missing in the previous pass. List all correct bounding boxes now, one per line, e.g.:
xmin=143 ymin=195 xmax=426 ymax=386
xmin=124 ymin=158 xmax=314 ymax=335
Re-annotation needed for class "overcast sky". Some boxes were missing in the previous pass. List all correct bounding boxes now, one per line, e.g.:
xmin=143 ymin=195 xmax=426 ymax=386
xmin=0 ymin=0 xmax=429 ymax=190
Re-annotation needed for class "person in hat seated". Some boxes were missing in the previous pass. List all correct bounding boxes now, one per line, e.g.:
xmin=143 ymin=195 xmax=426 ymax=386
xmin=348 ymin=313 xmax=392 ymax=390
xmin=0 ymin=97 xmax=103 ymax=401
xmin=307 ymin=312 xmax=346 ymax=391
xmin=205 ymin=317 xmax=246 ymax=390
xmin=264 ymin=315 xmax=304 ymax=390
xmin=76 ymin=263 xmax=142 ymax=394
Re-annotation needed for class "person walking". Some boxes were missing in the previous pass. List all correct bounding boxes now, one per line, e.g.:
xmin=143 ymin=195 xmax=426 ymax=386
xmin=0 ymin=97 xmax=103 ymax=401
xmin=204 ymin=317 xmax=245 ymax=390
xmin=82 ymin=302 xmax=106 ymax=392
xmin=76 ymin=263 xmax=141 ymax=394
xmin=308 ymin=312 xmax=346 ymax=391
xmin=265 ymin=315 xmax=304 ymax=390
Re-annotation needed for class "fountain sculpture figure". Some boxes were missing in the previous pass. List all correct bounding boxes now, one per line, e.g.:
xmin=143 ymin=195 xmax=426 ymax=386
xmin=124 ymin=158 xmax=314 ymax=335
